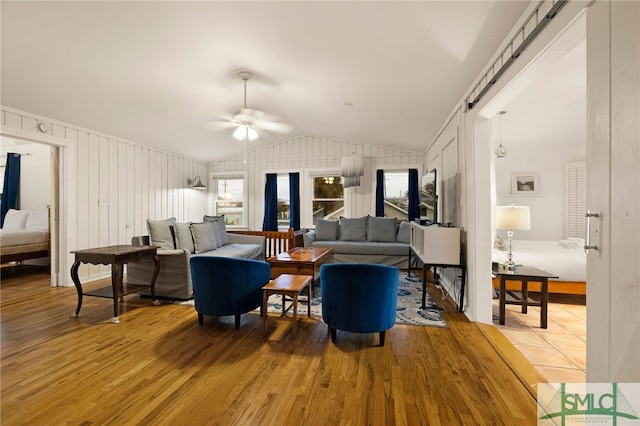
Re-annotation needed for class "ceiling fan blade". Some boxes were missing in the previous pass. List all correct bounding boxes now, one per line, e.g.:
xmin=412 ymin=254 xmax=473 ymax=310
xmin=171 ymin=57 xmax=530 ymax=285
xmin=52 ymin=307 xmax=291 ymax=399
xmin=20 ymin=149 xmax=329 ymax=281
xmin=255 ymin=120 xmax=294 ymax=134
xmin=241 ymin=108 xmax=293 ymax=134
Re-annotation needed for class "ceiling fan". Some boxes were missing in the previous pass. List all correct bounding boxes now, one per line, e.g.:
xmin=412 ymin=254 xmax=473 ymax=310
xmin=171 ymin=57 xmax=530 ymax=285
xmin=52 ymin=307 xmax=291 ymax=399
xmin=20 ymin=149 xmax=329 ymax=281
xmin=227 ymin=70 xmax=293 ymax=142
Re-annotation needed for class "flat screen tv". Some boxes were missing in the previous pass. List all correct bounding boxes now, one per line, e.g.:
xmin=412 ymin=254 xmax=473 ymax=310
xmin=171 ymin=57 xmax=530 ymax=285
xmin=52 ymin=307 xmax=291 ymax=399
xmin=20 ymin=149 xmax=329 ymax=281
xmin=420 ymin=168 xmax=438 ymax=225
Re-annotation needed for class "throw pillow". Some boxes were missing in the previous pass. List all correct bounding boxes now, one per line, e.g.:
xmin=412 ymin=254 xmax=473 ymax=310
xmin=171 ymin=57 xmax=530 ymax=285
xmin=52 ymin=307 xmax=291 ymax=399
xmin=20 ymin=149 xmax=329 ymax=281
xmin=396 ymin=221 xmax=410 ymax=243
xmin=315 ymin=219 xmax=339 ymax=241
xmin=190 ymin=221 xmax=217 ymax=254
xmin=203 ymin=214 xmax=230 ymax=246
xmin=172 ymin=222 xmax=195 ymax=253
xmin=367 ymin=216 xmax=398 ymax=242
xmin=2 ymin=209 xmax=30 ymax=230
xmin=339 ymin=216 xmax=368 ymax=241
xmin=147 ymin=217 xmax=176 ymax=250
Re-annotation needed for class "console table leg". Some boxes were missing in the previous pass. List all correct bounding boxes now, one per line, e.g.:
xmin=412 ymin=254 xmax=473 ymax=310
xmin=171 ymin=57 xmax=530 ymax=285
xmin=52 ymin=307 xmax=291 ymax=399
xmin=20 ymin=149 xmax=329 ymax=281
xmin=111 ymin=263 xmax=123 ymax=323
xmin=421 ymin=265 xmax=427 ymax=309
xmin=70 ymin=260 xmax=83 ymax=318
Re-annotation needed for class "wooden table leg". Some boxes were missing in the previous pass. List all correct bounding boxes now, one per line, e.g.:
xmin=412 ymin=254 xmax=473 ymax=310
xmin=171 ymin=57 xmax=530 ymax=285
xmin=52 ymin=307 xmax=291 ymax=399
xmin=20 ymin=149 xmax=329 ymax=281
xmin=69 ymin=260 xmax=82 ymax=318
xmin=150 ymin=254 xmax=161 ymax=306
xmin=521 ymin=279 xmax=529 ymax=314
xmin=499 ymin=277 xmax=506 ymax=325
xmin=111 ymin=263 xmax=123 ymax=324
xmin=292 ymin=292 xmax=298 ymax=339
xmin=541 ymin=279 xmax=548 ymax=329
xmin=307 ymin=282 xmax=311 ymax=318
xmin=262 ymin=290 xmax=269 ymax=333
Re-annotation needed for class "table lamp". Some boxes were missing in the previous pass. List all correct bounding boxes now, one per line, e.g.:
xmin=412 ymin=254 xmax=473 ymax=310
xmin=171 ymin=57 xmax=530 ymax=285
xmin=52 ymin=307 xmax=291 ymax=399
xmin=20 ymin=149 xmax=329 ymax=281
xmin=495 ymin=205 xmax=531 ymax=270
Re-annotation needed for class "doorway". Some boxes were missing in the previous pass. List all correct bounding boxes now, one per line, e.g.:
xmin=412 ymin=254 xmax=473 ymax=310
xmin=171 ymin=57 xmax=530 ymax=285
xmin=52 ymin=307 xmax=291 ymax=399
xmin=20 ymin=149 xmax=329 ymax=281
xmin=0 ymin=136 xmax=59 ymax=286
xmin=482 ymin=14 xmax=587 ymax=383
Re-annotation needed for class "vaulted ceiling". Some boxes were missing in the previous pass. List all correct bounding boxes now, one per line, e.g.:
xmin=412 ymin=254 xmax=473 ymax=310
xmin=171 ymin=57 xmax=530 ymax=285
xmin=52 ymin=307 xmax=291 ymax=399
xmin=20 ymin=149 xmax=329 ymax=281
xmin=3 ymin=1 xmax=563 ymax=162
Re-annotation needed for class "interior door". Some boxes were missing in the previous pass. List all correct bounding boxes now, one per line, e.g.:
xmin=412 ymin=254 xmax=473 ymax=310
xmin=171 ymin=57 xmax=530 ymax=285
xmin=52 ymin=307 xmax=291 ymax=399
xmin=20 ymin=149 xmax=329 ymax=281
xmin=586 ymin=0 xmax=640 ymax=383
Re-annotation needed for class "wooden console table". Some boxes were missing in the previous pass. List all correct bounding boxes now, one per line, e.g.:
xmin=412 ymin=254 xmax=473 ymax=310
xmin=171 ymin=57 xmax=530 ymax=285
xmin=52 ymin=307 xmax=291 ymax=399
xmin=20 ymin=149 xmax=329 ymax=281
xmin=69 ymin=245 xmax=160 ymax=323
xmin=496 ymin=265 xmax=558 ymax=329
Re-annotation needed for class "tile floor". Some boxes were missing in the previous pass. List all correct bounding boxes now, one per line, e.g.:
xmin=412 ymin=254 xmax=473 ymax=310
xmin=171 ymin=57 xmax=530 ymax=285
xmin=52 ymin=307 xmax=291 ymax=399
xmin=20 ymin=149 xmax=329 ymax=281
xmin=492 ymin=293 xmax=587 ymax=383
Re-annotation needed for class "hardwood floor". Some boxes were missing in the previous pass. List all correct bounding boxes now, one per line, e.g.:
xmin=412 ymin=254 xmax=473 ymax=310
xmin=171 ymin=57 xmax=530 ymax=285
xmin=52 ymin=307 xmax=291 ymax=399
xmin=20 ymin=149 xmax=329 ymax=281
xmin=1 ymin=267 xmax=546 ymax=425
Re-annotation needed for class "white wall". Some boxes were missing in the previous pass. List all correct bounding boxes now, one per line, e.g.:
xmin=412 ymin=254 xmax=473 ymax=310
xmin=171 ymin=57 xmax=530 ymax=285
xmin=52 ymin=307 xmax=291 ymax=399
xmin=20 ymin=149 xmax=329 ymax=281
xmin=210 ymin=134 xmax=423 ymax=230
xmin=1 ymin=106 xmax=209 ymax=285
xmin=1 ymin=141 xmax=51 ymax=210
xmin=495 ymin=141 xmax=585 ymax=241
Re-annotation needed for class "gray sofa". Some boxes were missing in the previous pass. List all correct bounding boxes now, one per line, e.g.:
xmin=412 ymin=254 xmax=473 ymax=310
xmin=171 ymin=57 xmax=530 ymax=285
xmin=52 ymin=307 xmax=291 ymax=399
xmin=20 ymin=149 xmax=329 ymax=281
xmin=126 ymin=216 xmax=265 ymax=300
xmin=303 ymin=216 xmax=410 ymax=268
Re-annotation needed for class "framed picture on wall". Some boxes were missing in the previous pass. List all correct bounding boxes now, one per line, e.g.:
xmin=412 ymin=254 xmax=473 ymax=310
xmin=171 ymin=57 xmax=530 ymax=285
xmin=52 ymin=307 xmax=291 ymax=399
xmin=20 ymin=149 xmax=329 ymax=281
xmin=512 ymin=172 xmax=540 ymax=194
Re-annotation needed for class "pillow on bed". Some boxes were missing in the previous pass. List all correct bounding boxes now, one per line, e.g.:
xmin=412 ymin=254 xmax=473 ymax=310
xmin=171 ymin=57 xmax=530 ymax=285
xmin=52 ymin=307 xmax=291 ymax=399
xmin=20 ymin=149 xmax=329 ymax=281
xmin=25 ymin=208 xmax=49 ymax=230
xmin=2 ymin=209 xmax=29 ymax=230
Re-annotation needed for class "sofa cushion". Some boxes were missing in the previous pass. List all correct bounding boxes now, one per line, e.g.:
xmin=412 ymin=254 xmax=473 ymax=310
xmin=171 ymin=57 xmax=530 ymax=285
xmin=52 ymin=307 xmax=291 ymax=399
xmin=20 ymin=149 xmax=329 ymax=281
xmin=190 ymin=222 xmax=218 ymax=254
xmin=197 ymin=243 xmax=263 ymax=260
xmin=203 ymin=215 xmax=230 ymax=246
xmin=367 ymin=216 xmax=397 ymax=242
xmin=311 ymin=240 xmax=409 ymax=257
xmin=396 ymin=221 xmax=410 ymax=244
xmin=315 ymin=219 xmax=339 ymax=241
xmin=339 ymin=216 xmax=367 ymax=241
xmin=147 ymin=217 xmax=176 ymax=250
xmin=172 ymin=222 xmax=195 ymax=253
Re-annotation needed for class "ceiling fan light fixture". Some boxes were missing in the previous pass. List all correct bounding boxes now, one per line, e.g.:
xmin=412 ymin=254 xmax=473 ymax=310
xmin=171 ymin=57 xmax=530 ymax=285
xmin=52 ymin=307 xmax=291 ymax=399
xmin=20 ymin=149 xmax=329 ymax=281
xmin=233 ymin=124 xmax=258 ymax=141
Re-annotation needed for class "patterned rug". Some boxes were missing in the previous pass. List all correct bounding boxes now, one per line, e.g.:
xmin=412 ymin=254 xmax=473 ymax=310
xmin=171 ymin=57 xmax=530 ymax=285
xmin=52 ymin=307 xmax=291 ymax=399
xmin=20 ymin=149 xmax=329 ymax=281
xmin=176 ymin=272 xmax=447 ymax=328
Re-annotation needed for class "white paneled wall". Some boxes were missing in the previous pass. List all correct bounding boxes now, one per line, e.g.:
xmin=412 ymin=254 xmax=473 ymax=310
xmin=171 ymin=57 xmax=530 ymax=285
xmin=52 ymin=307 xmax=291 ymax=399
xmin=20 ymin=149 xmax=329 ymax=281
xmin=1 ymin=106 xmax=209 ymax=285
xmin=211 ymin=134 xmax=423 ymax=230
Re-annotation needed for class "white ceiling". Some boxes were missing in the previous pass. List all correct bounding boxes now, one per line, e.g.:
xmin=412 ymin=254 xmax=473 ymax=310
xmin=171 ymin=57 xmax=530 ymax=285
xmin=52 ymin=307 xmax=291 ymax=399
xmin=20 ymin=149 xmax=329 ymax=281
xmin=4 ymin=1 xmax=584 ymax=163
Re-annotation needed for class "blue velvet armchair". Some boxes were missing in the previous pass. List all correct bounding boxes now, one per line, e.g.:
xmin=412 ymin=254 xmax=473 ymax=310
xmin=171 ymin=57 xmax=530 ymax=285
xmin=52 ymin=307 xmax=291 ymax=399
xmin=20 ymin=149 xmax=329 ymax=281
xmin=190 ymin=256 xmax=271 ymax=329
xmin=320 ymin=263 xmax=399 ymax=346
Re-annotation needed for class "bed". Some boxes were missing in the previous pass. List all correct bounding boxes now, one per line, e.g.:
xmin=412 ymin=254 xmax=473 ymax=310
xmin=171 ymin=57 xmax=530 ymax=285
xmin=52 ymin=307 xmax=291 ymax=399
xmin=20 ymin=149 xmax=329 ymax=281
xmin=492 ymin=238 xmax=586 ymax=295
xmin=0 ymin=208 xmax=50 ymax=265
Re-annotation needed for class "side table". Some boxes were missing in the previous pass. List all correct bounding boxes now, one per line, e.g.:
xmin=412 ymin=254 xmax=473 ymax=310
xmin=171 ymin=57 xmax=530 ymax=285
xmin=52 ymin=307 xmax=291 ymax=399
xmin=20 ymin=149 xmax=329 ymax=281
xmin=262 ymin=274 xmax=312 ymax=338
xmin=496 ymin=265 xmax=558 ymax=329
xmin=69 ymin=245 xmax=160 ymax=323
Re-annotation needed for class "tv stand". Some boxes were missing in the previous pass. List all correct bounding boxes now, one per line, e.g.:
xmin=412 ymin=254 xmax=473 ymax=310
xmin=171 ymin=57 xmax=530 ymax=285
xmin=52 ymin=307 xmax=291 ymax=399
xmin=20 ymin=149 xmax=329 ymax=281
xmin=408 ymin=222 xmax=466 ymax=312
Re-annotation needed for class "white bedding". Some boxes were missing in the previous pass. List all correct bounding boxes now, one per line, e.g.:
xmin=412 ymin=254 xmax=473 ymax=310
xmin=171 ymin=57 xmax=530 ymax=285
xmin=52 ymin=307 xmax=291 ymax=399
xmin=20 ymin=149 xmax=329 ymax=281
xmin=492 ymin=239 xmax=586 ymax=282
xmin=0 ymin=228 xmax=50 ymax=247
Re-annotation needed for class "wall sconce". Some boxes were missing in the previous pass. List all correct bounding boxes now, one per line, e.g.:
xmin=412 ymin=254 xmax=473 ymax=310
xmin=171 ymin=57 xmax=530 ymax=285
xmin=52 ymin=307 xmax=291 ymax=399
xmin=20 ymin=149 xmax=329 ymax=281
xmin=341 ymin=155 xmax=364 ymax=188
xmin=187 ymin=176 xmax=207 ymax=190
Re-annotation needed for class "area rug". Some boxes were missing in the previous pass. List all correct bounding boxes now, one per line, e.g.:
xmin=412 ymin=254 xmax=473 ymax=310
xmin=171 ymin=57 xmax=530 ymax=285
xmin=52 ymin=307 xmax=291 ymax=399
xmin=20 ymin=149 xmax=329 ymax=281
xmin=174 ymin=272 xmax=447 ymax=328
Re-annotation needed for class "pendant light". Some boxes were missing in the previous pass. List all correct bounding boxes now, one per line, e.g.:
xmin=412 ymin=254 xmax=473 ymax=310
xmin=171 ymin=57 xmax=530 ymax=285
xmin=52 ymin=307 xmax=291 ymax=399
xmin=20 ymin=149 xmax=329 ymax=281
xmin=495 ymin=110 xmax=508 ymax=158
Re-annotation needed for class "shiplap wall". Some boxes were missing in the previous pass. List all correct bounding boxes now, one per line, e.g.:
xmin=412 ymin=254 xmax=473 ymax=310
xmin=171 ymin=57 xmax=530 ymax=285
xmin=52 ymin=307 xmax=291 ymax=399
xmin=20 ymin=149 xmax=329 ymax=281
xmin=1 ymin=106 xmax=209 ymax=284
xmin=211 ymin=134 xmax=423 ymax=230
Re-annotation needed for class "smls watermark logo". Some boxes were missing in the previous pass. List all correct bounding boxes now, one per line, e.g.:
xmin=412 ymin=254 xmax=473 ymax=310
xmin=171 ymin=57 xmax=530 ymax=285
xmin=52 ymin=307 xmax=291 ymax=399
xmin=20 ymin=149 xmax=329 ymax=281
xmin=538 ymin=383 xmax=640 ymax=425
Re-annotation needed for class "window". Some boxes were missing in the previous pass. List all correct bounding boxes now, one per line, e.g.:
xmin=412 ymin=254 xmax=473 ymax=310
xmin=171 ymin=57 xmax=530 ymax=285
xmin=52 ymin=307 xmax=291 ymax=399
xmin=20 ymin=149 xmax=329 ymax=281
xmin=383 ymin=171 xmax=409 ymax=221
xmin=213 ymin=176 xmax=245 ymax=227
xmin=276 ymin=174 xmax=290 ymax=228
xmin=312 ymin=175 xmax=344 ymax=225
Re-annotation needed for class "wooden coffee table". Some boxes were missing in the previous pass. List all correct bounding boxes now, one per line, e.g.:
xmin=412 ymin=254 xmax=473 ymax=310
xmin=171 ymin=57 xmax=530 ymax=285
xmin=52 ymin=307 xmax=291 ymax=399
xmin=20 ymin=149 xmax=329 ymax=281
xmin=266 ymin=247 xmax=333 ymax=287
xmin=262 ymin=274 xmax=312 ymax=338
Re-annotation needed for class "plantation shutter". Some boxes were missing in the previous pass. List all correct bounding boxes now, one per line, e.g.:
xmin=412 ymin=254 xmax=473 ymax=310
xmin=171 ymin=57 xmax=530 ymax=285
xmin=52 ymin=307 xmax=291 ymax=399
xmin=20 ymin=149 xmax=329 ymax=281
xmin=566 ymin=161 xmax=586 ymax=238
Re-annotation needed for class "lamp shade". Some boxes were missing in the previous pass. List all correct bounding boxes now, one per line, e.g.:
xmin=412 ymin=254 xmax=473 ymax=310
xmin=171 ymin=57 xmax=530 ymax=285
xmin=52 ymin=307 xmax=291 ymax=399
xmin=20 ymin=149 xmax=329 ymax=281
xmin=496 ymin=205 xmax=530 ymax=231
xmin=340 ymin=155 xmax=364 ymax=178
